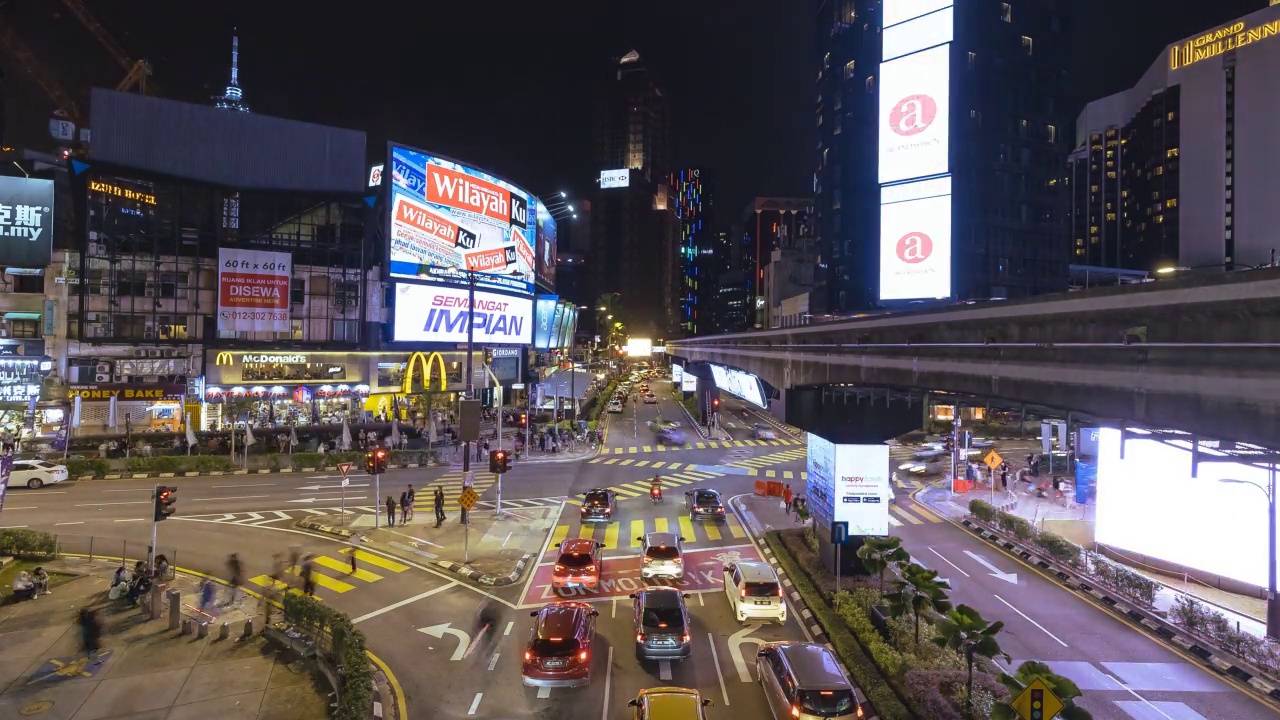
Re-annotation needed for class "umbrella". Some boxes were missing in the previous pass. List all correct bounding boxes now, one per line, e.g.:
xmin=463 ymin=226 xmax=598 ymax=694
xmin=184 ymin=412 xmax=197 ymax=455
xmin=71 ymin=395 xmax=82 ymax=429
xmin=107 ymin=395 xmax=117 ymax=429
xmin=244 ymin=423 xmax=256 ymax=447
xmin=289 ymin=425 xmax=299 ymax=454
xmin=340 ymin=417 xmax=352 ymax=451
xmin=390 ymin=418 xmax=401 ymax=448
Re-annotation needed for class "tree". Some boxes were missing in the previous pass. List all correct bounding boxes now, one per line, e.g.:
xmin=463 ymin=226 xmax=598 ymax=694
xmin=933 ymin=604 xmax=1011 ymax=720
xmin=885 ymin=562 xmax=952 ymax=645
xmin=993 ymin=661 xmax=1093 ymax=720
xmin=856 ymin=536 xmax=910 ymax=594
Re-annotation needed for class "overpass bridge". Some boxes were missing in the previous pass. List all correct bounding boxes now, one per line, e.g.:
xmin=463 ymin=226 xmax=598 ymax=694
xmin=669 ymin=268 xmax=1280 ymax=446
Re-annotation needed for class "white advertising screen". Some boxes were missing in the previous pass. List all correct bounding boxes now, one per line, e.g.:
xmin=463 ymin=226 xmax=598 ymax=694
xmin=834 ymin=444 xmax=892 ymax=536
xmin=1096 ymin=428 xmax=1280 ymax=589
xmin=883 ymin=6 xmax=953 ymax=61
xmin=709 ymin=364 xmax=767 ymax=408
xmin=880 ymin=185 xmax=952 ymax=301
xmin=883 ymin=0 xmax=954 ymax=28
xmin=807 ymin=434 xmax=837 ymax=530
xmin=681 ymin=374 xmax=697 ymax=392
xmin=392 ymin=283 xmax=533 ymax=345
xmin=878 ymin=44 xmax=950 ymax=185
xmin=626 ymin=338 xmax=653 ymax=357
xmin=600 ymin=169 xmax=631 ymax=189
xmin=671 ymin=364 xmax=684 ymax=383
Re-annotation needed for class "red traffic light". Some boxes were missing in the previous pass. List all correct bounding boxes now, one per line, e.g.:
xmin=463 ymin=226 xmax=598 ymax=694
xmin=712 ymin=398 xmax=720 ymax=408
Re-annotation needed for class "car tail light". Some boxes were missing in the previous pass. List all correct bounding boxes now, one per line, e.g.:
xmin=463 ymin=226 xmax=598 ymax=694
xmin=524 ymin=650 xmax=532 ymax=661
xmin=856 ymin=707 xmax=865 ymax=718
xmin=672 ymin=558 xmax=682 ymax=564
xmin=693 ymin=507 xmax=701 ymax=512
xmin=681 ymin=633 xmax=690 ymax=643
xmin=578 ymin=650 xmax=589 ymax=662
xmin=740 ymin=588 xmax=746 ymax=598
xmin=778 ymin=586 xmax=785 ymax=597
xmin=636 ymin=633 xmax=645 ymax=643
xmin=643 ymin=556 xmax=653 ymax=564
xmin=603 ymin=508 xmax=611 ymax=513
xmin=791 ymin=706 xmax=801 ymax=718
xmin=554 ymin=564 xmax=565 ymax=571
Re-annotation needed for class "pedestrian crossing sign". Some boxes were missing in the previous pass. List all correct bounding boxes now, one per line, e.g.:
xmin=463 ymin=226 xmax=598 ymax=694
xmin=458 ymin=487 xmax=479 ymax=511
xmin=983 ymin=450 xmax=1003 ymax=471
xmin=1011 ymin=679 xmax=1063 ymax=720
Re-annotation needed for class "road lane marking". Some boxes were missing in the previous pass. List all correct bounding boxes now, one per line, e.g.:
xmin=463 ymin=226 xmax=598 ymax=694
xmin=908 ymin=503 xmax=943 ymax=523
xmin=536 ymin=686 xmax=551 ymax=699
xmin=0 ymin=525 xmax=27 ymax=529
xmin=191 ymin=495 xmax=270 ymax=502
xmin=928 ymin=547 xmax=971 ymax=577
xmin=102 ymin=489 xmax=148 ymax=493
xmin=703 ymin=521 xmax=722 ymax=541
xmin=630 ymin=520 xmax=644 ymax=548
xmin=654 ymin=517 xmax=669 ymax=533
xmin=659 ymin=660 xmax=672 ymax=680
xmin=212 ymin=483 xmax=276 ymax=488
xmin=54 ymin=522 xmax=84 ymax=526
xmin=548 ymin=524 xmax=569 ymax=550
xmin=708 ymin=632 xmax=730 ymax=706
xmin=600 ymin=646 xmax=614 ymax=720
xmin=113 ymin=518 xmax=146 ymax=523
xmin=487 ymin=652 xmax=500 ymax=671
xmin=286 ymin=566 xmax=354 ymax=593
xmin=579 ymin=524 xmax=597 ymax=539
xmin=74 ymin=501 xmax=148 ymax=506
xmin=351 ymin=583 xmax=458 ymax=623
xmin=1105 ymin=674 xmax=1178 ymax=720
xmin=678 ymin=516 xmax=696 ymax=540
xmin=467 ymin=692 xmax=483 ymax=714
xmin=315 ymin=555 xmax=384 ymax=582
xmin=889 ymin=505 xmax=924 ymax=525
xmin=504 ymin=621 xmax=513 ymax=636
xmin=603 ymin=522 xmax=619 ymax=549
xmin=993 ymin=594 xmax=1068 ymax=647
xmin=725 ymin=514 xmax=747 ymax=538
xmin=697 ymin=592 xmax=704 ymax=606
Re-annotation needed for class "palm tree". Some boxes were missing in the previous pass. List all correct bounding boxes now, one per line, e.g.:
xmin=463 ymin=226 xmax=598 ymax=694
xmin=993 ymin=661 xmax=1093 ymax=720
xmin=934 ymin=604 xmax=1011 ymax=720
xmin=856 ymin=536 xmax=910 ymax=594
xmin=885 ymin=563 xmax=952 ymax=645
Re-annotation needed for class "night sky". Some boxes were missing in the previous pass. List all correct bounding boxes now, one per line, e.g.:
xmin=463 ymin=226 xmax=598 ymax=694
xmin=1 ymin=0 xmax=1270 ymax=230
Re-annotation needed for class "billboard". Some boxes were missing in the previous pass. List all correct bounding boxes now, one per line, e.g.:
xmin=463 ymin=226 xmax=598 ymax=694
xmin=387 ymin=145 xmax=535 ymax=294
xmin=807 ymin=434 xmax=836 ymax=529
xmin=626 ymin=338 xmax=653 ymax=357
xmin=600 ymin=169 xmax=630 ymax=189
xmin=553 ymin=304 xmax=577 ymax=349
xmin=1096 ymin=428 xmax=1280 ymax=589
xmin=392 ymin=282 xmax=533 ymax=345
xmin=681 ymin=373 xmax=697 ymax=392
xmin=216 ymin=248 xmax=292 ymax=333
xmin=709 ymin=364 xmax=767 ymax=408
xmin=878 ymin=44 xmax=950 ymax=185
xmin=880 ymin=182 xmax=952 ymax=301
xmin=535 ymin=200 xmax=558 ymax=290
xmin=807 ymin=434 xmax=891 ymax=536
xmin=671 ymin=364 xmax=683 ymax=384
xmin=533 ymin=295 xmax=559 ymax=350
xmin=883 ymin=0 xmax=953 ymax=28
xmin=0 ymin=177 xmax=54 ymax=269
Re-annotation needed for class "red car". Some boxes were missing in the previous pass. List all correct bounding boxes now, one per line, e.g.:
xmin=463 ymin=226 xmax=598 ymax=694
xmin=552 ymin=537 xmax=604 ymax=590
xmin=522 ymin=601 xmax=599 ymax=688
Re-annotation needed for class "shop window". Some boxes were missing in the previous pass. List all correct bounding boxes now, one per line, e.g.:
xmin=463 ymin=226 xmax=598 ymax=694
xmin=291 ymin=278 xmax=306 ymax=305
xmin=11 ymin=274 xmax=43 ymax=293
xmin=243 ymin=358 xmax=346 ymax=382
xmin=157 ymin=316 xmax=188 ymax=340
xmin=330 ymin=320 xmax=359 ymax=342
xmin=8 ymin=319 xmax=38 ymax=338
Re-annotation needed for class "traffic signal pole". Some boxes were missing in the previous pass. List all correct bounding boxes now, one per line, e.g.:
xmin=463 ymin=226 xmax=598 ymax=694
xmin=149 ymin=483 xmax=158 ymax=570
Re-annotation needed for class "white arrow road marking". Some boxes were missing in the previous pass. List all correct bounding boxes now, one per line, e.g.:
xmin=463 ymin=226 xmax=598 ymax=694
xmin=287 ymin=496 xmax=368 ymax=504
xmin=234 ymin=512 xmax=264 ymax=524
xmin=297 ymin=483 xmax=369 ymax=491
xmin=962 ymin=550 xmax=1018 ymax=584
xmin=417 ymin=622 xmax=472 ymax=661
xmin=728 ymin=623 xmax=763 ymax=682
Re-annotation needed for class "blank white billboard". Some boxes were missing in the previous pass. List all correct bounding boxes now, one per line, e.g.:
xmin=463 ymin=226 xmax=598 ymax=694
xmin=878 ymin=44 xmax=950 ymax=185
xmin=883 ymin=6 xmax=953 ymax=61
xmin=883 ymin=0 xmax=953 ymax=28
xmin=880 ymin=184 xmax=952 ymax=301
xmin=1096 ymin=428 xmax=1280 ymax=589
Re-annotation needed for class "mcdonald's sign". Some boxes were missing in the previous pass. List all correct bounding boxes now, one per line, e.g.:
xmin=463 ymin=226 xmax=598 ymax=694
xmin=215 ymin=352 xmax=235 ymax=366
xmin=402 ymin=352 xmax=448 ymax=393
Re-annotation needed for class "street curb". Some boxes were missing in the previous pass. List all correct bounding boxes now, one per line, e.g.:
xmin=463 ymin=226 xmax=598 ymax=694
xmin=69 ymin=462 xmax=448 ymax=482
xmin=729 ymin=497 xmax=828 ymax=645
xmin=295 ymin=519 xmax=355 ymax=539
xmin=434 ymin=551 xmax=536 ymax=586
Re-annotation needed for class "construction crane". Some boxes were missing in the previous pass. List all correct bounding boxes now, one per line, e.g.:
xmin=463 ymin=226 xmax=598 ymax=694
xmin=0 ymin=21 xmax=82 ymax=123
xmin=56 ymin=0 xmax=155 ymax=94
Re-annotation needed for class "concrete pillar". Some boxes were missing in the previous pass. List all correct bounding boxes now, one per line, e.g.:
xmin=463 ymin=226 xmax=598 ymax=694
xmin=218 ymin=622 xmax=230 ymax=640
xmin=167 ymin=588 xmax=182 ymax=630
xmin=197 ymin=622 xmax=209 ymax=639
xmin=240 ymin=618 xmax=254 ymax=641
xmin=181 ymin=618 xmax=193 ymax=635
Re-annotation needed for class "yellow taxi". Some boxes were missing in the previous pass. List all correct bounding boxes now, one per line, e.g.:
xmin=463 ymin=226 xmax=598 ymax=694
xmin=627 ymin=686 xmax=713 ymax=719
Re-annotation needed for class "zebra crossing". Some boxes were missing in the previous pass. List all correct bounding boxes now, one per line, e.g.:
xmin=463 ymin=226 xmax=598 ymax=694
xmin=726 ymin=447 xmax=808 ymax=470
xmin=412 ymin=469 xmax=495 ymax=510
xmin=548 ymin=512 xmax=749 ymax=553
xmin=247 ymin=547 xmax=411 ymax=596
xmin=597 ymin=438 xmax=802 ymax=455
xmin=565 ymin=468 xmax=726 ymax=505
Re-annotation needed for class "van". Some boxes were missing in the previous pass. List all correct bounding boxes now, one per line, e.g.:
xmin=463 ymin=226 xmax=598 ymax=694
xmin=756 ymin=642 xmax=868 ymax=719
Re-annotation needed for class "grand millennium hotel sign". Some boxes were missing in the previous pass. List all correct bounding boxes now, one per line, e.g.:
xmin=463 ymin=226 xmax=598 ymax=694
xmin=1170 ymin=15 xmax=1280 ymax=70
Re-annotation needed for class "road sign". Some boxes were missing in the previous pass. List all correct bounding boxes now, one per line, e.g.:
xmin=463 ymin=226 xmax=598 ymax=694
xmin=1011 ymin=679 xmax=1063 ymax=720
xmin=983 ymin=450 xmax=1004 ymax=471
xmin=830 ymin=521 xmax=850 ymax=545
xmin=458 ymin=487 xmax=479 ymax=511
xmin=337 ymin=462 xmax=353 ymax=479
xmin=341 ymin=478 xmax=350 ymax=488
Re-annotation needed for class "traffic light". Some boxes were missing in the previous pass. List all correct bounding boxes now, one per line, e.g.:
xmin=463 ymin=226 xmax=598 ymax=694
xmin=483 ymin=348 xmax=494 ymax=365
xmin=154 ymin=485 xmax=177 ymax=521
xmin=371 ymin=448 xmax=389 ymax=474
xmin=519 ymin=413 xmax=528 ymax=427
xmin=489 ymin=449 xmax=510 ymax=474
xmin=711 ymin=397 xmax=720 ymax=410
xmin=1030 ymin=688 xmax=1043 ymax=720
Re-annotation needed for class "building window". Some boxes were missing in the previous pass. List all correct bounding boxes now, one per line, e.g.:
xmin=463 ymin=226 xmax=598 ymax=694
xmin=11 ymin=274 xmax=43 ymax=293
xmin=844 ymin=59 xmax=856 ymax=80
xmin=1106 ymin=213 xmax=1116 ymax=221
xmin=865 ymin=76 xmax=875 ymax=93
xmin=1001 ymin=3 xmax=1012 ymax=22
xmin=1167 ymin=147 xmax=1179 ymax=158
xmin=1155 ymin=215 xmax=1164 ymax=224
xmin=1090 ymin=185 xmax=1099 ymax=193
xmin=8 ymin=319 xmax=38 ymax=338
xmin=1046 ymin=124 xmax=1057 ymax=144
xmin=1167 ymin=111 xmax=1176 ymax=121
xmin=1107 ymin=171 xmax=1116 ymax=179
xmin=1166 ymin=198 xmax=1178 ymax=208
xmin=1155 ymin=166 xmax=1163 ymax=176
xmin=330 ymin=320 xmax=359 ymax=342
xmin=290 ymin=278 xmax=306 ymax=305
xmin=1021 ymin=36 xmax=1033 ymax=55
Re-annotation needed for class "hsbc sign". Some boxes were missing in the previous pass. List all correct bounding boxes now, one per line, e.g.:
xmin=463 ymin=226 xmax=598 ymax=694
xmin=878 ymin=44 xmax=950 ymax=185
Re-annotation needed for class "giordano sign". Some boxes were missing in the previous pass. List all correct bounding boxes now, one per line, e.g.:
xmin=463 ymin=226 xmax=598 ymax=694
xmin=1170 ymin=18 xmax=1280 ymax=69
xmin=402 ymin=351 xmax=447 ymax=393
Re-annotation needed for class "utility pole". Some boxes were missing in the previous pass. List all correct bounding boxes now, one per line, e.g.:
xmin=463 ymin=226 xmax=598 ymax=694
xmin=462 ymin=272 xmax=476 ymax=492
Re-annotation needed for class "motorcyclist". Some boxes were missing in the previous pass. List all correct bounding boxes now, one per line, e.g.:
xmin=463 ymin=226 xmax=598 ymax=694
xmin=650 ymin=475 xmax=663 ymax=501
xmin=476 ymin=598 xmax=500 ymax=638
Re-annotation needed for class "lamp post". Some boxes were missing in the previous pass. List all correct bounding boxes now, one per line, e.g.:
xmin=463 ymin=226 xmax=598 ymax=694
xmin=1220 ymin=470 xmax=1279 ymax=640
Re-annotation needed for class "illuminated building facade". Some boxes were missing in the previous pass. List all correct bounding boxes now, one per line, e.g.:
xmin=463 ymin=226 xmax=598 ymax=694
xmin=1070 ymin=3 xmax=1280 ymax=273
xmin=213 ymin=29 xmax=250 ymax=113
xmin=671 ymin=168 xmax=710 ymax=336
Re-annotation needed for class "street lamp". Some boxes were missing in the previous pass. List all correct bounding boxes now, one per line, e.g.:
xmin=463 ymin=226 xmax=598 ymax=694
xmin=1219 ymin=473 xmax=1279 ymax=640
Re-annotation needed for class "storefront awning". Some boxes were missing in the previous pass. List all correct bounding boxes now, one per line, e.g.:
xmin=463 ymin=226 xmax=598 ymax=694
xmin=2 ymin=312 xmax=40 ymax=320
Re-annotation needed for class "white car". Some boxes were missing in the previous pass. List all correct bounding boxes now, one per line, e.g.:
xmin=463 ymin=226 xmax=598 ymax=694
xmin=723 ymin=560 xmax=787 ymax=623
xmin=607 ymin=400 xmax=624 ymax=413
xmin=639 ymin=532 xmax=685 ymax=579
xmin=11 ymin=460 xmax=69 ymax=489
xmin=643 ymin=393 xmax=657 ymax=404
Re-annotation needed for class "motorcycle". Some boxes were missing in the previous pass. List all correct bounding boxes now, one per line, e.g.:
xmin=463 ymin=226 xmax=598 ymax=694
xmin=650 ymin=485 xmax=663 ymax=504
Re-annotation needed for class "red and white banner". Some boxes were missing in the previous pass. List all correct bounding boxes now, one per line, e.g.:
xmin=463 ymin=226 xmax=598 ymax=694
xmin=217 ymin=248 xmax=292 ymax=333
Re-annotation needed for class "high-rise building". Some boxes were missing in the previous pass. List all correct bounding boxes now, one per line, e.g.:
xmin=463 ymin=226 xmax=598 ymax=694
xmin=590 ymin=50 xmax=679 ymax=339
xmin=741 ymin=197 xmax=814 ymax=327
xmin=814 ymin=0 xmax=1072 ymax=312
xmin=1070 ymin=3 xmax=1280 ymax=274
xmin=672 ymin=168 xmax=712 ymax=336
xmin=213 ymin=29 xmax=250 ymax=113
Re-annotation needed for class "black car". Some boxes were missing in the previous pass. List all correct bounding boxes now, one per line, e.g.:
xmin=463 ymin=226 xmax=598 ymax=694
xmin=686 ymin=488 xmax=726 ymax=521
xmin=630 ymin=587 xmax=692 ymax=660
xmin=579 ymin=488 xmax=617 ymax=523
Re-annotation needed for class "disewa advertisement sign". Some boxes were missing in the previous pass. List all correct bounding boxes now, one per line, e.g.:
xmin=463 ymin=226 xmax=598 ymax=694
xmin=217 ymin=248 xmax=292 ymax=333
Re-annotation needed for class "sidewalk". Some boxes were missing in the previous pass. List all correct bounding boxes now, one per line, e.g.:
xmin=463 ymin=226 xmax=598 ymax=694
xmin=0 ymin=560 xmax=329 ymax=720
xmin=298 ymin=502 xmax=559 ymax=585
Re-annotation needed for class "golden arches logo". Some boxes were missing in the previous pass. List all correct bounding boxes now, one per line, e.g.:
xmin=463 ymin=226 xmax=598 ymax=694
xmin=402 ymin=352 xmax=447 ymax=393
xmin=214 ymin=352 xmax=235 ymax=366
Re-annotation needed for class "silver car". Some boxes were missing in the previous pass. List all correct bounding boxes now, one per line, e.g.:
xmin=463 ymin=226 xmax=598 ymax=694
xmin=756 ymin=642 xmax=868 ymax=720
xmin=638 ymin=531 xmax=685 ymax=579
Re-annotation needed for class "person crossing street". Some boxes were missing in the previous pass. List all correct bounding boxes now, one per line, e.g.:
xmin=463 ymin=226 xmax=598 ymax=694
xmin=433 ymin=486 xmax=446 ymax=527
xmin=385 ymin=495 xmax=397 ymax=527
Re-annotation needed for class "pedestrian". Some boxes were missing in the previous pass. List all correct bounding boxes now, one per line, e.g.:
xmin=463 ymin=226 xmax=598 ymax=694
xmin=406 ymin=485 xmax=416 ymax=522
xmin=433 ymin=487 xmax=445 ymax=527
xmin=33 ymin=567 xmax=51 ymax=596
xmin=300 ymin=555 xmax=316 ymax=596
xmin=349 ymin=535 xmax=360 ymax=574
xmin=199 ymin=577 xmax=217 ymax=615
xmin=78 ymin=607 xmax=102 ymax=661
xmin=399 ymin=491 xmax=410 ymax=526
xmin=782 ymin=483 xmax=794 ymax=515
xmin=225 ymin=553 xmax=244 ymax=607
xmin=385 ymin=495 xmax=397 ymax=526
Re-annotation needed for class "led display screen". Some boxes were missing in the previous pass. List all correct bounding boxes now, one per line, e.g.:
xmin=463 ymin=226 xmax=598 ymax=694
xmin=1096 ymin=428 xmax=1279 ymax=589
xmin=387 ymin=144 xmax=535 ymax=294
xmin=535 ymin=200 xmax=557 ymax=289
xmin=600 ymin=169 xmax=630 ymax=189
xmin=626 ymin=338 xmax=653 ymax=357
xmin=681 ymin=374 xmax=697 ymax=392
xmin=392 ymin=282 xmax=532 ymax=345
xmin=533 ymin=295 xmax=559 ymax=350
xmin=807 ymin=435 xmax=891 ymax=537
xmin=709 ymin=364 xmax=767 ymax=408
xmin=878 ymin=44 xmax=950 ymax=185
xmin=671 ymin=364 xmax=683 ymax=384
xmin=883 ymin=0 xmax=953 ymax=28
xmin=879 ymin=184 xmax=952 ymax=301
xmin=883 ymin=6 xmax=953 ymax=61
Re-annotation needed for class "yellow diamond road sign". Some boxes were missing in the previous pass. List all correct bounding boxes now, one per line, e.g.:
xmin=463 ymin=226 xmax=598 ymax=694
xmin=458 ymin=487 xmax=479 ymax=511
xmin=1011 ymin=678 xmax=1064 ymax=720
xmin=983 ymin=450 xmax=1004 ymax=471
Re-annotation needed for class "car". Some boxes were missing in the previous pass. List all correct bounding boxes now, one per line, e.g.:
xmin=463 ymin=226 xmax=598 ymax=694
xmin=756 ymin=642 xmax=869 ymax=720
xmin=579 ymin=488 xmax=617 ymax=523
xmin=627 ymin=687 xmax=713 ymax=719
xmin=607 ymin=400 xmax=624 ymax=413
xmin=638 ymin=532 xmax=685 ymax=579
xmin=643 ymin=393 xmax=657 ymax=404
xmin=553 ymin=537 xmax=604 ymax=590
xmin=640 ymin=383 xmax=650 ymax=391
xmin=657 ymin=428 xmax=686 ymax=446
xmin=630 ymin=587 xmax=693 ymax=660
xmin=522 ymin=601 xmax=599 ymax=688
xmin=723 ymin=560 xmax=787 ymax=623
xmin=685 ymin=488 xmax=726 ymax=520
xmin=751 ymin=424 xmax=778 ymax=441
xmin=10 ymin=460 xmax=68 ymax=489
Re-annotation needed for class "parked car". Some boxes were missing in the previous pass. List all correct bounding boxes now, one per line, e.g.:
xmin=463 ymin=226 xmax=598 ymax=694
xmin=756 ymin=642 xmax=869 ymax=720
xmin=685 ymin=488 xmax=726 ymax=520
xmin=579 ymin=488 xmax=617 ymax=523
xmin=10 ymin=460 xmax=68 ymax=489
xmin=627 ymin=687 xmax=713 ymax=719
xmin=607 ymin=400 xmax=624 ymax=414
xmin=630 ymin=586 xmax=693 ymax=660
xmin=723 ymin=560 xmax=786 ymax=623
xmin=522 ymin=601 xmax=599 ymax=688
xmin=552 ymin=537 xmax=604 ymax=590
xmin=639 ymin=532 xmax=685 ymax=579
xmin=751 ymin=424 xmax=778 ymax=441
